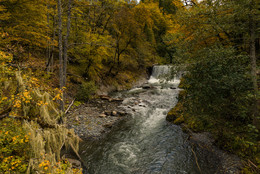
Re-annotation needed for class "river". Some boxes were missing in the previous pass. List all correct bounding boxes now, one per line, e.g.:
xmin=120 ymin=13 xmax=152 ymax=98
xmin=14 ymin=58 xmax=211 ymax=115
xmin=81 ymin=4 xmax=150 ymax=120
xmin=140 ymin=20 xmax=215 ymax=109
xmin=80 ymin=65 xmax=208 ymax=174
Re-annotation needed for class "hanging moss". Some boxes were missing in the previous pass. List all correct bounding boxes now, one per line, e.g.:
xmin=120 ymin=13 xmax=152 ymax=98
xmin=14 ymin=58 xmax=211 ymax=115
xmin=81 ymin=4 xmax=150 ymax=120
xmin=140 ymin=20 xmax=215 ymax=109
xmin=14 ymin=72 xmax=81 ymax=173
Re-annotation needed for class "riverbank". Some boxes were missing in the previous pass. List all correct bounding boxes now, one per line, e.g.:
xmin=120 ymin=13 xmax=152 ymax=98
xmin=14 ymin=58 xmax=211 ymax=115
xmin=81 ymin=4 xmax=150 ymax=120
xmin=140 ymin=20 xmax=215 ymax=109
xmin=185 ymin=128 xmax=242 ymax=174
xmin=66 ymin=74 xmax=148 ymax=140
xmin=66 ymin=96 xmax=127 ymax=140
xmin=166 ymin=98 xmax=260 ymax=173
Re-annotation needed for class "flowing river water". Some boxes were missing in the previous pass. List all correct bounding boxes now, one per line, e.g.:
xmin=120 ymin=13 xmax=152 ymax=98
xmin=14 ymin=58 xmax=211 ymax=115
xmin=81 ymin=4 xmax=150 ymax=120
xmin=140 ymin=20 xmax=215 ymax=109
xmin=80 ymin=66 xmax=212 ymax=174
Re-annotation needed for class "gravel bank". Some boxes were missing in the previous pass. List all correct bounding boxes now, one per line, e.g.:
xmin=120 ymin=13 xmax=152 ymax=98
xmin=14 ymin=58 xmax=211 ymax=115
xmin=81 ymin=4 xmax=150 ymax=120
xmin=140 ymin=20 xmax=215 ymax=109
xmin=66 ymin=97 xmax=128 ymax=140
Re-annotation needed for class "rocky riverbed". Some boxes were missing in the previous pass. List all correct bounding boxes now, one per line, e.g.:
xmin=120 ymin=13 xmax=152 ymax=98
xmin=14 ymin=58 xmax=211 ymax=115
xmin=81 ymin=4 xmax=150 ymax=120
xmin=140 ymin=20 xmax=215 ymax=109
xmin=66 ymin=96 xmax=129 ymax=140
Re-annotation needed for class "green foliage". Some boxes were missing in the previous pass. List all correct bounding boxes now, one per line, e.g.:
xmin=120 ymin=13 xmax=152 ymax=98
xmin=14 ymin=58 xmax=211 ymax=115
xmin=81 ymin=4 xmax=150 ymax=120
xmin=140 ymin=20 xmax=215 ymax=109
xmin=182 ymin=46 xmax=253 ymax=122
xmin=0 ymin=0 xmax=50 ymax=60
xmin=73 ymin=101 xmax=82 ymax=107
xmin=158 ymin=0 xmax=177 ymax=14
xmin=76 ymin=81 xmax=97 ymax=102
xmin=170 ymin=45 xmax=259 ymax=172
xmin=166 ymin=102 xmax=184 ymax=125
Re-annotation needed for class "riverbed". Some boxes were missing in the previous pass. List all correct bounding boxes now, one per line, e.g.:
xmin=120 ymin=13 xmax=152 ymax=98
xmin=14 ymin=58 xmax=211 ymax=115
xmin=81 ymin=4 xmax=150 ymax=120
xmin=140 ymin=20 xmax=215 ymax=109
xmin=77 ymin=65 xmax=241 ymax=174
xmin=79 ymin=66 xmax=208 ymax=174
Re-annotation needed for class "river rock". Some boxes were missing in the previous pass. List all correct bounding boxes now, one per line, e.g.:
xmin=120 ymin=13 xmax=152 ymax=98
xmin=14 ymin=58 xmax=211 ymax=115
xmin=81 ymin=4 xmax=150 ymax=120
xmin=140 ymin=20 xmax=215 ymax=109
xmin=100 ymin=95 xmax=112 ymax=101
xmin=189 ymin=132 xmax=242 ymax=174
xmin=111 ymin=111 xmax=117 ymax=116
xmin=104 ymin=122 xmax=113 ymax=128
xmin=66 ymin=158 xmax=81 ymax=168
xmin=118 ymin=111 xmax=127 ymax=116
xmin=111 ymin=98 xmax=123 ymax=102
xmin=99 ymin=113 xmax=106 ymax=118
xmin=142 ymin=84 xmax=151 ymax=89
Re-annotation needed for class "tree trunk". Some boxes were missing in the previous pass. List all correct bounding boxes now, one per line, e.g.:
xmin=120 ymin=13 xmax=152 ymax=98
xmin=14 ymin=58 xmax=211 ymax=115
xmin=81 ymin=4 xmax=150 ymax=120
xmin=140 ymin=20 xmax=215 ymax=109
xmin=46 ymin=2 xmax=51 ymax=72
xmin=51 ymin=14 xmax=56 ymax=73
xmin=249 ymin=0 xmax=259 ymax=129
xmin=58 ymin=0 xmax=64 ymax=112
xmin=63 ymin=0 xmax=73 ymax=87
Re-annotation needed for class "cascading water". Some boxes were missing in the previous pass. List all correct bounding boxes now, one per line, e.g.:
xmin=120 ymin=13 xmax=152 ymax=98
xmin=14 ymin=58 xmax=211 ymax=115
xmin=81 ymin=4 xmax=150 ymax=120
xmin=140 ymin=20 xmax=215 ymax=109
xmin=80 ymin=65 xmax=211 ymax=174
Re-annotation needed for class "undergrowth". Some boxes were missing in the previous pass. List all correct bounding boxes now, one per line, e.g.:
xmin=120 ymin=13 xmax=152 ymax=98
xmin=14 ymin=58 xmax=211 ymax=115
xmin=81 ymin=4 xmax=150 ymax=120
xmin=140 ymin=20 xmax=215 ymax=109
xmin=0 ymin=51 xmax=82 ymax=173
xmin=167 ymin=80 xmax=260 ymax=174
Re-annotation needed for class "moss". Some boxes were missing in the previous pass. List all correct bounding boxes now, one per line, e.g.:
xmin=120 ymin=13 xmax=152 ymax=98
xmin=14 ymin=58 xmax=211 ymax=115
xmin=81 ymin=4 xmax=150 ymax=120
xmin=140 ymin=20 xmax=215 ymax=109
xmin=173 ymin=115 xmax=184 ymax=125
xmin=1 ymin=71 xmax=82 ymax=173
xmin=166 ymin=102 xmax=183 ymax=122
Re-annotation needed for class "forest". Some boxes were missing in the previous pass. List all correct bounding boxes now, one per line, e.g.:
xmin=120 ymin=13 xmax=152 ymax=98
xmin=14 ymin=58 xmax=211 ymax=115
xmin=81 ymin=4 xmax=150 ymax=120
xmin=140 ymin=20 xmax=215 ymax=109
xmin=0 ymin=0 xmax=259 ymax=173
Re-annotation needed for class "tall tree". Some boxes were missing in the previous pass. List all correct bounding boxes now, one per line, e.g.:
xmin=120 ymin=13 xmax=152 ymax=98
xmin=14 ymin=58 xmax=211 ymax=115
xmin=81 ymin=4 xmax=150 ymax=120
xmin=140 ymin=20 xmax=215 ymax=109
xmin=249 ymin=0 xmax=259 ymax=128
xmin=63 ymin=0 xmax=73 ymax=87
xmin=0 ymin=0 xmax=49 ymax=60
xmin=57 ymin=0 xmax=64 ymax=112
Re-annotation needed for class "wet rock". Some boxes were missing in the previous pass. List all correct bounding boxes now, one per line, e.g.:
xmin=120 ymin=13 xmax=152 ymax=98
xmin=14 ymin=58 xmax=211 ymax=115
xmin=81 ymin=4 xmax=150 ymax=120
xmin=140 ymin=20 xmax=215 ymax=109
xmin=187 ymin=131 xmax=243 ymax=174
xmin=142 ymin=84 xmax=151 ymax=89
xmin=170 ymin=87 xmax=177 ymax=89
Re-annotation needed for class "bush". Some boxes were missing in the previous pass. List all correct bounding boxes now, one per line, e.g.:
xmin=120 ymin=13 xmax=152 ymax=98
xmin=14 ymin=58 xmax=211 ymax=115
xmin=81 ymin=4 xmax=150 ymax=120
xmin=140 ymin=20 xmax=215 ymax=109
xmin=175 ymin=46 xmax=260 ymax=170
xmin=181 ymin=46 xmax=253 ymax=122
xmin=0 ymin=118 xmax=30 ymax=173
xmin=76 ymin=81 xmax=97 ymax=102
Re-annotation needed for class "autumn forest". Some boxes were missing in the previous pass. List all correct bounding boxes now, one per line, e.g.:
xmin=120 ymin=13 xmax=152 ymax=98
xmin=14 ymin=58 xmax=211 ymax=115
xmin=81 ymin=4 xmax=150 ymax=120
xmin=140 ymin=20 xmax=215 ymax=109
xmin=0 ymin=0 xmax=259 ymax=173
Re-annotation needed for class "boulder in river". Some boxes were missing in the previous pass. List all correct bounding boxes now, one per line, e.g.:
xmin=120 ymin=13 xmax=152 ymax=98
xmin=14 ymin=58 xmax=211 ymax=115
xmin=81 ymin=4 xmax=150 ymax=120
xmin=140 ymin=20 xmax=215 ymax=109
xmin=142 ymin=84 xmax=151 ymax=89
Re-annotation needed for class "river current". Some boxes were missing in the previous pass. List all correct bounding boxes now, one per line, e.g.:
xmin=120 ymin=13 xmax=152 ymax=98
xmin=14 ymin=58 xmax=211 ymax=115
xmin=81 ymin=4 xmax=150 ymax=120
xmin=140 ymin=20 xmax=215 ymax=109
xmin=80 ymin=66 xmax=203 ymax=174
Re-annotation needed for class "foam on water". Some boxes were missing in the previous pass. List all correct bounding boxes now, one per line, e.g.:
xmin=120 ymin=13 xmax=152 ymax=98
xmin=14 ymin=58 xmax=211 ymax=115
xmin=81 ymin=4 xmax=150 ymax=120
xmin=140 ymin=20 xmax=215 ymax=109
xmin=80 ymin=65 xmax=208 ymax=174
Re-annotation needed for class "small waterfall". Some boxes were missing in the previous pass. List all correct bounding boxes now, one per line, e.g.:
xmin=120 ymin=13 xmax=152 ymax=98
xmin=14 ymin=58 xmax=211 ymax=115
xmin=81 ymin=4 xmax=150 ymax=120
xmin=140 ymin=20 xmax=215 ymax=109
xmin=150 ymin=65 xmax=172 ymax=79
xmin=148 ymin=65 xmax=181 ymax=85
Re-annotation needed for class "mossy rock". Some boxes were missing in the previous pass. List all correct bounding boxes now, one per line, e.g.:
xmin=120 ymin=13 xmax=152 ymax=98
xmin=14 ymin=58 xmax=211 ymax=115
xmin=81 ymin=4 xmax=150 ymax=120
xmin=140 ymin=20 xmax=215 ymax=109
xmin=174 ymin=115 xmax=184 ymax=125
xmin=166 ymin=102 xmax=183 ymax=122
xmin=166 ymin=109 xmax=177 ymax=122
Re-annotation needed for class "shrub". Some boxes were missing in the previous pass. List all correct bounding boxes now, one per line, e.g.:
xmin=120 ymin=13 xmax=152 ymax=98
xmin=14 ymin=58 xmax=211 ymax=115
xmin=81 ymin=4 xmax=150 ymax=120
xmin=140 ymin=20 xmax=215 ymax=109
xmin=76 ymin=81 xmax=97 ymax=102
xmin=181 ymin=46 xmax=253 ymax=122
xmin=0 ymin=118 xmax=30 ymax=173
